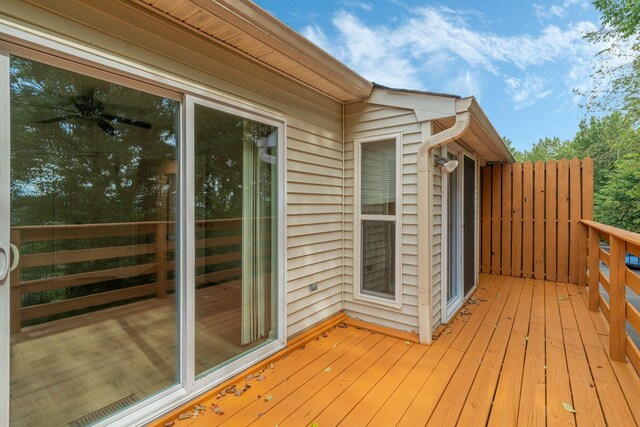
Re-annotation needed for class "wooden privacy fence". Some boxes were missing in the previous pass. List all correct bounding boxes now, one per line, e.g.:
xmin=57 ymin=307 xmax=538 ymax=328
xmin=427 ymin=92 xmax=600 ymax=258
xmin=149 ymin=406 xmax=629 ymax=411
xmin=480 ymin=158 xmax=593 ymax=283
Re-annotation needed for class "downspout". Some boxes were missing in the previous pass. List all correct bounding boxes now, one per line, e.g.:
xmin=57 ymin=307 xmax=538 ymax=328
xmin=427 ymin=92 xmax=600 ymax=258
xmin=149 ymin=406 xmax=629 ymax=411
xmin=417 ymin=110 xmax=471 ymax=344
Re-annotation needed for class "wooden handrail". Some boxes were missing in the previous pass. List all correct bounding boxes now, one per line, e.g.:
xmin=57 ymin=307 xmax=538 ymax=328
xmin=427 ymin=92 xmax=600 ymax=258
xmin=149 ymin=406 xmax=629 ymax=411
xmin=580 ymin=220 xmax=640 ymax=369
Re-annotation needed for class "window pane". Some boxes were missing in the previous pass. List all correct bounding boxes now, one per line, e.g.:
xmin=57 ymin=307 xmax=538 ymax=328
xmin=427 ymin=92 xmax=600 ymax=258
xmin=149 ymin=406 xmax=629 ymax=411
xmin=9 ymin=56 xmax=179 ymax=425
xmin=361 ymin=139 xmax=396 ymax=215
xmin=361 ymin=220 xmax=395 ymax=299
xmin=194 ymin=103 xmax=278 ymax=378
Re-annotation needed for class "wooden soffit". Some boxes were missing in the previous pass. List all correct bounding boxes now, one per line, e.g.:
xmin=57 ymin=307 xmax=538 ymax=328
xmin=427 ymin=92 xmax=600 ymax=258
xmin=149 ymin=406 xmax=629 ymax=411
xmin=137 ymin=0 xmax=373 ymax=102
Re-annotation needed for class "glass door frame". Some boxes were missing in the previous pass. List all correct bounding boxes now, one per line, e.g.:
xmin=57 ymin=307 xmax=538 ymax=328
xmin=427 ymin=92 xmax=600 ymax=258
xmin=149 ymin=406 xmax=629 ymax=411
xmin=442 ymin=144 xmax=479 ymax=322
xmin=0 ymin=29 xmax=287 ymax=426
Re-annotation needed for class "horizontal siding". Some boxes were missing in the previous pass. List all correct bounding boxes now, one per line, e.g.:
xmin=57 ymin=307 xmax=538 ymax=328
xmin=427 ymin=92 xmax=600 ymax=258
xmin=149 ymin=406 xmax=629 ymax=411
xmin=4 ymin=0 xmax=347 ymax=337
xmin=343 ymin=102 xmax=421 ymax=332
xmin=432 ymin=146 xmax=444 ymax=329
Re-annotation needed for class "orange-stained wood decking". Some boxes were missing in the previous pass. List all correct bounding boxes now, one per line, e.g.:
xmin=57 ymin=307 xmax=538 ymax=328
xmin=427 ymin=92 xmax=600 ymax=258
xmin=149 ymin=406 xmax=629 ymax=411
xmin=153 ymin=274 xmax=640 ymax=426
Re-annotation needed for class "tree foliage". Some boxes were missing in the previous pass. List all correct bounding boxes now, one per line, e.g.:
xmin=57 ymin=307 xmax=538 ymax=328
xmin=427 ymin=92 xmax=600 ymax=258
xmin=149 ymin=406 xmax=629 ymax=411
xmin=505 ymin=112 xmax=640 ymax=232
xmin=584 ymin=0 xmax=640 ymax=123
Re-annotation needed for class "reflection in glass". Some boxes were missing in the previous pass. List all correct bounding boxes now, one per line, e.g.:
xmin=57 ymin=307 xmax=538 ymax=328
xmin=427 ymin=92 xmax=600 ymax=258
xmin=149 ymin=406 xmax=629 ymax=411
xmin=361 ymin=220 xmax=396 ymax=298
xmin=9 ymin=56 xmax=179 ymax=425
xmin=361 ymin=139 xmax=396 ymax=215
xmin=193 ymin=104 xmax=277 ymax=378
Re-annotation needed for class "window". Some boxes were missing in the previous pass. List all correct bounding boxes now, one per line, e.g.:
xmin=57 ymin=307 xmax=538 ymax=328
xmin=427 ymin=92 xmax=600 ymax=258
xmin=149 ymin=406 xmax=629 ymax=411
xmin=355 ymin=134 xmax=401 ymax=305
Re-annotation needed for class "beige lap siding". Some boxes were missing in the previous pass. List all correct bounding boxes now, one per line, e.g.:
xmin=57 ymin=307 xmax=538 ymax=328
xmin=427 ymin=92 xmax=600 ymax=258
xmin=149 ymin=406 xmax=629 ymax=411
xmin=344 ymin=102 xmax=422 ymax=332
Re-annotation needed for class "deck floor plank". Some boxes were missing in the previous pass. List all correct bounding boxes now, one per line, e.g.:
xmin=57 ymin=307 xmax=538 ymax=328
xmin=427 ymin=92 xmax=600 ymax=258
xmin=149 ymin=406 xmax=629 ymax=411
xmin=544 ymin=281 xmax=576 ymax=427
xmin=457 ymin=276 xmax=522 ymax=426
xmin=34 ymin=273 xmax=635 ymax=427
xmin=487 ymin=277 xmax=534 ymax=426
xmin=426 ymin=276 xmax=518 ymax=426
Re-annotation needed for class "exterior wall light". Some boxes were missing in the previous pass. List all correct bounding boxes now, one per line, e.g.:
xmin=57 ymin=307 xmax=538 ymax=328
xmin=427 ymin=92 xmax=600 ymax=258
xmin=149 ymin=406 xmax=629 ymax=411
xmin=434 ymin=155 xmax=459 ymax=173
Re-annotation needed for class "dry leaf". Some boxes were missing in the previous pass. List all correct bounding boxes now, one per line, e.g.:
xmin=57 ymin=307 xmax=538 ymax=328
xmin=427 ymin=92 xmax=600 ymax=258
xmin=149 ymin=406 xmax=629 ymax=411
xmin=324 ymin=367 xmax=332 ymax=373
xmin=246 ymin=374 xmax=254 ymax=381
xmin=265 ymin=395 xmax=273 ymax=402
xmin=178 ymin=413 xmax=191 ymax=420
xmin=405 ymin=340 xmax=411 ymax=346
xmin=257 ymin=375 xmax=266 ymax=381
xmin=194 ymin=404 xmax=206 ymax=412
xmin=164 ymin=422 xmax=175 ymax=427
xmin=211 ymin=404 xmax=224 ymax=415
xmin=562 ymin=402 xmax=577 ymax=413
xmin=269 ymin=363 xmax=275 ymax=369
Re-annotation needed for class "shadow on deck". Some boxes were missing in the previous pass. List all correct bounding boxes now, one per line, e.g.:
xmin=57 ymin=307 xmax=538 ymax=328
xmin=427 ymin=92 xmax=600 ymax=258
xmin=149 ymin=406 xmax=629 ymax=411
xmin=154 ymin=274 xmax=640 ymax=426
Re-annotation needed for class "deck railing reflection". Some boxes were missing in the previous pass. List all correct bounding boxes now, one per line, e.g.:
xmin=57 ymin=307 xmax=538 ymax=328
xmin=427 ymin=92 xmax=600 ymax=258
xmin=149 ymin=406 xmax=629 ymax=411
xmin=9 ymin=219 xmax=252 ymax=334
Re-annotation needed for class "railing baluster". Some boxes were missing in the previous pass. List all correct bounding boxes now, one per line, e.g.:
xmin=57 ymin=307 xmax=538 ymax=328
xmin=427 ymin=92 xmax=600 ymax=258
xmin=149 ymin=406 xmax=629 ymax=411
xmin=588 ymin=226 xmax=600 ymax=312
xmin=156 ymin=222 xmax=168 ymax=298
xmin=578 ymin=222 xmax=588 ymax=286
xmin=609 ymin=235 xmax=627 ymax=362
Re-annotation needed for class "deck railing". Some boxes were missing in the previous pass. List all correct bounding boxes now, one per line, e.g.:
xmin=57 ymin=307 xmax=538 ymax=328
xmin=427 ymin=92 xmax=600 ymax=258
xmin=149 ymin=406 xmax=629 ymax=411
xmin=580 ymin=220 xmax=640 ymax=369
xmin=9 ymin=219 xmax=248 ymax=334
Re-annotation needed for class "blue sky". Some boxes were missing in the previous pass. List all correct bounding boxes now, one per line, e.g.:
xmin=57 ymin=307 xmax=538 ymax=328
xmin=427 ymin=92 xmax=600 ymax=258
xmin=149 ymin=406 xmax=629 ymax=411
xmin=255 ymin=0 xmax=603 ymax=152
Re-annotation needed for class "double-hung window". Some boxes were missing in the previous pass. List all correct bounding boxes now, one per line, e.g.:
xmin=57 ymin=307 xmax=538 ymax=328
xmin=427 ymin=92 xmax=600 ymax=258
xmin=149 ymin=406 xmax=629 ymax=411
xmin=355 ymin=134 xmax=401 ymax=307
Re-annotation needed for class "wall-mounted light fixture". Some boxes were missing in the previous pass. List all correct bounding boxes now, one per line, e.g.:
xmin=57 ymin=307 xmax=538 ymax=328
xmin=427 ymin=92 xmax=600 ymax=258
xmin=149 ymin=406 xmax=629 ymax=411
xmin=434 ymin=155 xmax=459 ymax=173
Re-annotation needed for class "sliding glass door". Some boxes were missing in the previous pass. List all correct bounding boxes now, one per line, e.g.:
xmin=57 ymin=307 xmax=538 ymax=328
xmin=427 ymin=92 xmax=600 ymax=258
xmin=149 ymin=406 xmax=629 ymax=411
xmin=0 ymin=48 xmax=283 ymax=426
xmin=6 ymin=55 xmax=180 ymax=426
xmin=192 ymin=100 xmax=278 ymax=379
xmin=445 ymin=147 xmax=478 ymax=320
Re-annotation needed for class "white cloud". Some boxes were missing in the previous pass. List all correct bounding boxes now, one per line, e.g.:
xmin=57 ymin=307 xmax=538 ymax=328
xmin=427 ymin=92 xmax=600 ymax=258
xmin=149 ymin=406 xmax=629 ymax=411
xmin=446 ymin=70 xmax=482 ymax=100
xmin=505 ymin=75 xmax=552 ymax=109
xmin=533 ymin=0 xmax=588 ymax=19
xmin=300 ymin=6 xmax=599 ymax=109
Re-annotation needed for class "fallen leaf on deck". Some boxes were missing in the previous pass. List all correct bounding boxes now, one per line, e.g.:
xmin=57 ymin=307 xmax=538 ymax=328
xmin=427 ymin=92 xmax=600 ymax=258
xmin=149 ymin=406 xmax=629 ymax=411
xmin=558 ymin=295 xmax=568 ymax=301
xmin=324 ymin=367 xmax=332 ymax=373
xmin=338 ymin=323 xmax=347 ymax=328
xmin=269 ymin=363 xmax=274 ymax=369
xmin=405 ymin=340 xmax=411 ymax=346
xmin=257 ymin=375 xmax=266 ymax=381
xmin=265 ymin=395 xmax=273 ymax=402
xmin=178 ymin=413 xmax=191 ymax=420
xmin=562 ymin=402 xmax=577 ymax=413
xmin=164 ymin=422 xmax=174 ymax=427
xmin=333 ymin=343 xmax=337 ymax=349
xmin=322 ymin=333 xmax=329 ymax=338
xmin=311 ymin=423 xmax=319 ymax=427
xmin=247 ymin=374 xmax=254 ymax=381
xmin=194 ymin=404 xmax=207 ymax=412
xmin=212 ymin=404 xmax=224 ymax=415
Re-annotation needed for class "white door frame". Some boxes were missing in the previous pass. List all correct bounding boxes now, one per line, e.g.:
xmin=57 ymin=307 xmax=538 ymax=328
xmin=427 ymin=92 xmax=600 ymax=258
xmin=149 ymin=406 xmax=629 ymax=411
xmin=0 ymin=46 xmax=11 ymax=427
xmin=0 ymin=25 xmax=287 ymax=426
xmin=441 ymin=143 xmax=479 ymax=323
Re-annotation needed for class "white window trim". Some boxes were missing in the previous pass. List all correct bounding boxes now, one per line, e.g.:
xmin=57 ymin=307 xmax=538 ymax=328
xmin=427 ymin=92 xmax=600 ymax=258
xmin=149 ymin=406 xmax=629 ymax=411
xmin=353 ymin=133 xmax=402 ymax=309
xmin=0 ymin=23 xmax=288 ymax=427
xmin=441 ymin=143 xmax=479 ymax=323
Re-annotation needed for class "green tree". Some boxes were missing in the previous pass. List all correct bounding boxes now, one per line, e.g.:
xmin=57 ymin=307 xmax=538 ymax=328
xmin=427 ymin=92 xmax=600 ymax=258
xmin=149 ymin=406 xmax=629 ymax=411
xmin=519 ymin=137 xmax=572 ymax=162
xmin=584 ymin=0 xmax=640 ymax=123
xmin=502 ymin=136 xmax=523 ymax=161
xmin=596 ymin=153 xmax=640 ymax=231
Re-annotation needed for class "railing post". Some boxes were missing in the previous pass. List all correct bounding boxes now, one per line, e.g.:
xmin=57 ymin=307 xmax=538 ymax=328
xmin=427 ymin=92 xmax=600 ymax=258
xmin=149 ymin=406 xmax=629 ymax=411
xmin=578 ymin=222 xmax=587 ymax=286
xmin=588 ymin=226 xmax=600 ymax=312
xmin=10 ymin=229 xmax=22 ymax=334
xmin=156 ymin=222 xmax=168 ymax=298
xmin=609 ymin=235 xmax=627 ymax=362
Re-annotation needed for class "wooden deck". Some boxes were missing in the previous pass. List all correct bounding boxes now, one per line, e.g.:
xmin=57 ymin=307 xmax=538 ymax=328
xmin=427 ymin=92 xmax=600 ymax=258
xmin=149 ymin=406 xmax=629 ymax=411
xmin=155 ymin=274 xmax=640 ymax=426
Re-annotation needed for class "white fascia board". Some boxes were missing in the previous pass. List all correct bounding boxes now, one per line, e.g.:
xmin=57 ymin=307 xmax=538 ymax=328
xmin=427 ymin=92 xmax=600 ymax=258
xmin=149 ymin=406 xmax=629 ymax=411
xmin=367 ymin=89 xmax=456 ymax=121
